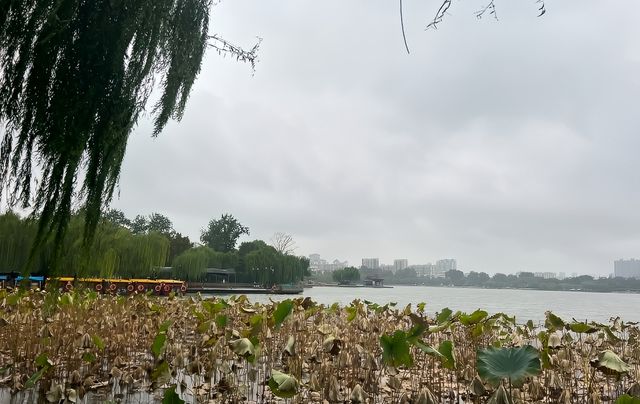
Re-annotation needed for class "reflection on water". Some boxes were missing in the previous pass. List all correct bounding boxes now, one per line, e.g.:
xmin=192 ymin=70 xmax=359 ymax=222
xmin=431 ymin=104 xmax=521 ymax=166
xmin=211 ymin=285 xmax=640 ymax=323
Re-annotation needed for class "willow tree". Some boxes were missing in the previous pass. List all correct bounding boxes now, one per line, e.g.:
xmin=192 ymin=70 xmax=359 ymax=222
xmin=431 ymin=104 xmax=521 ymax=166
xmin=0 ymin=1 xmax=257 ymax=270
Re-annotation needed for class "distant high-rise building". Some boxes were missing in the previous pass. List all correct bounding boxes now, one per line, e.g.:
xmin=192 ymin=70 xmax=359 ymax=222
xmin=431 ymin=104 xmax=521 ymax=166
xmin=308 ymin=254 xmax=346 ymax=272
xmin=534 ymin=272 xmax=557 ymax=279
xmin=614 ymin=259 xmax=640 ymax=279
xmin=435 ymin=259 xmax=457 ymax=277
xmin=411 ymin=264 xmax=435 ymax=277
xmin=394 ymin=259 xmax=408 ymax=272
xmin=558 ymin=272 xmax=566 ymax=280
xmin=361 ymin=258 xmax=380 ymax=269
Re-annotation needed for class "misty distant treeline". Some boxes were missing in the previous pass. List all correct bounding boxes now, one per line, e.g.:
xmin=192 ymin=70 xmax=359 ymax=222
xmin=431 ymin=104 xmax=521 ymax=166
xmin=0 ymin=210 xmax=309 ymax=285
xmin=365 ymin=267 xmax=640 ymax=293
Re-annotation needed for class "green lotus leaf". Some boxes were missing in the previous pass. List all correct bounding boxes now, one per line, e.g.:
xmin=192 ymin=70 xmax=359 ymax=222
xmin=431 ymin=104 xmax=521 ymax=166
xmin=215 ymin=314 xmax=227 ymax=328
xmin=273 ymin=299 xmax=294 ymax=328
xmin=545 ymin=312 xmax=565 ymax=331
xmin=158 ymin=320 xmax=173 ymax=334
xmin=151 ymin=333 xmax=167 ymax=359
xmin=162 ymin=386 xmax=185 ymax=404
xmin=345 ymin=306 xmax=358 ymax=322
xmin=380 ymin=330 xmax=413 ymax=368
xmin=567 ymin=322 xmax=598 ymax=334
xmin=460 ymin=309 xmax=488 ymax=326
xmin=91 ymin=335 xmax=105 ymax=351
xmin=437 ymin=308 xmax=453 ymax=325
xmin=407 ymin=319 xmax=428 ymax=343
xmin=438 ymin=340 xmax=456 ymax=370
xmin=603 ymin=326 xmax=622 ymax=342
xmin=82 ymin=352 xmax=96 ymax=363
xmin=268 ymin=370 xmax=298 ymax=398
xmin=616 ymin=395 xmax=640 ymax=404
xmin=151 ymin=360 xmax=171 ymax=385
xmin=477 ymin=345 xmax=541 ymax=386
xmin=591 ymin=350 xmax=631 ymax=374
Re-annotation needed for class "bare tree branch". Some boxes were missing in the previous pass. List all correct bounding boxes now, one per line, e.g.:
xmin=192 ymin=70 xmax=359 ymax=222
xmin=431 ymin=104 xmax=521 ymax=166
xmin=426 ymin=0 xmax=452 ymax=30
xmin=475 ymin=0 xmax=498 ymax=21
xmin=271 ymin=232 xmax=297 ymax=255
xmin=207 ymin=35 xmax=262 ymax=73
xmin=427 ymin=0 xmax=546 ymax=30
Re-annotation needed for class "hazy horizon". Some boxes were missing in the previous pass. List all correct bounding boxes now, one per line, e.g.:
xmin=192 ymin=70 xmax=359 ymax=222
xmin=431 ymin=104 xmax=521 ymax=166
xmin=100 ymin=1 xmax=640 ymax=276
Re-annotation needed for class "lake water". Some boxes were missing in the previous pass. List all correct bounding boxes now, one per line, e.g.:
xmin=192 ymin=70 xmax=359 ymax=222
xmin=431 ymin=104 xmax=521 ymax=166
xmin=212 ymin=285 xmax=640 ymax=323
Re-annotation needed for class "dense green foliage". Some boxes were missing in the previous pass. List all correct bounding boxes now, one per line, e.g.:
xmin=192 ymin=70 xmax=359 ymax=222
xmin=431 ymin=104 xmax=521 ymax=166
xmin=0 ymin=212 xmax=168 ymax=277
xmin=200 ymin=214 xmax=250 ymax=253
xmin=332 ymin=266 xmax=361 ymax=284
xmin=1 ymin=293 xmax=637 ymax=402
xmin=314 ymin=266 xmax=640 ymax=293
xmin=171 ymin=246 xmax=238 ymax=281
xmin=0 ymin=210 xmax=308 ymax=284
xmin=171 ymin=240 xmax=310 ymax=285
xmin=0 ymin=0 xmax=212 ymax=267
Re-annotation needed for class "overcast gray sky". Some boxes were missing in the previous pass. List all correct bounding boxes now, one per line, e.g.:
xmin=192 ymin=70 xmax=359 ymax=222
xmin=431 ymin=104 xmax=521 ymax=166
xmin=111 ymin=1 xmax=640 ymax=275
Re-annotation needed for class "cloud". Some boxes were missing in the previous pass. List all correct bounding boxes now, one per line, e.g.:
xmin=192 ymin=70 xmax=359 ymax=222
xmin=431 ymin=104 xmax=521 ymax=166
xmin=111 ymin=0 xmax=640 ymax=275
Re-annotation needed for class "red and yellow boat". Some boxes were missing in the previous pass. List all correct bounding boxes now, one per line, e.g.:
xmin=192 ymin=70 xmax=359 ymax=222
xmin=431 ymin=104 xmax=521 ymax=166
xmin=51 ymin=277 xmax=187 ymax=295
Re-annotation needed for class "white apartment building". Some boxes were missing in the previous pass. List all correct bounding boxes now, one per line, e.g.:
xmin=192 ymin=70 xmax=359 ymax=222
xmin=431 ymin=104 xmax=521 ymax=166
xmin=361 ymin=258 xmax=380 ymax=269
xmin=614 ymin=258 xmax=640 ymax=279
xmin=394 ymin=259 xmax=408 ymax=272
xmin=435 ymin=259 xmax=457 ymax=277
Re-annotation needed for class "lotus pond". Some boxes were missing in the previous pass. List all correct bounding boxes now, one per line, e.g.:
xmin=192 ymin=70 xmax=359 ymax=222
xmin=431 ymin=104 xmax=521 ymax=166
xmin=1 ymin=288 xmax=639 ymax=403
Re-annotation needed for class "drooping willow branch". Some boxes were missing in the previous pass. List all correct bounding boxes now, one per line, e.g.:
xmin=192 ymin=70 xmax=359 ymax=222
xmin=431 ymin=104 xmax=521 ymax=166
xmin=0 ymin=0 xmax=257 ymax=272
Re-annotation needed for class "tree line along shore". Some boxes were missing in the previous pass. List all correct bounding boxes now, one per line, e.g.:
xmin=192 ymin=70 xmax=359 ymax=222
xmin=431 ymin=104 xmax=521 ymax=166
xmin=0 ymin=211 xmax=309 ymax=286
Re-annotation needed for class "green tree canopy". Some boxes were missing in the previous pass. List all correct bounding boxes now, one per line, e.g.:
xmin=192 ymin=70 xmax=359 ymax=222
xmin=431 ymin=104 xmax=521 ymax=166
xmin=102 ymin=209 xmax=132 ymax=229
xmin=147 ymin=213 xmax=174 ymax=237
xmin=0 ymin=0 xmax=212 ymax=267
xmin=201 ymin=214 xmax=250 ymax=253
xmin=332 ymin=266 xmax=361 ymax=284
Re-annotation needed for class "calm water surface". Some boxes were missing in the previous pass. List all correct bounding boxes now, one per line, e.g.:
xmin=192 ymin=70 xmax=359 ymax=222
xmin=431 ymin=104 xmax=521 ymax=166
xmin=215 ymin=285 xmax=640 ymax=323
